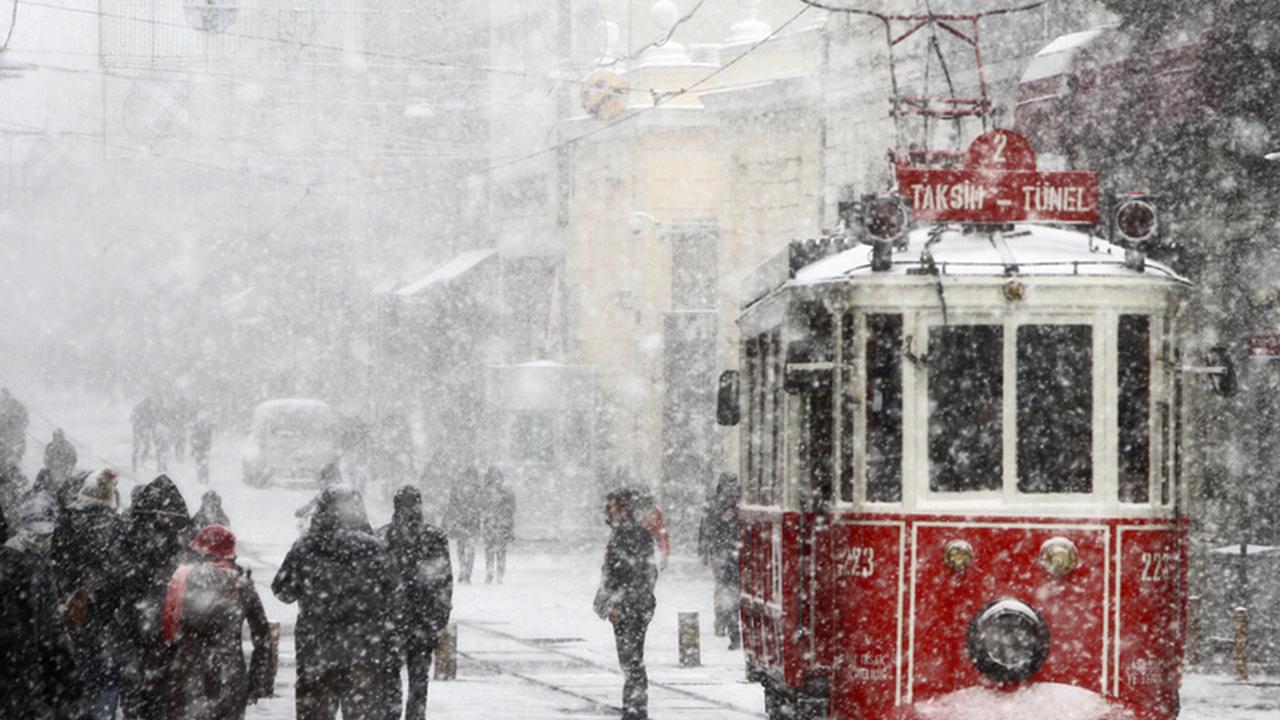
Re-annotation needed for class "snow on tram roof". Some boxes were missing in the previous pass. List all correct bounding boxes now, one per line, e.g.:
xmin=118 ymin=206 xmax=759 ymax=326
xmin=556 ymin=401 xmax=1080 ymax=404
xmin=792 ymin=224 xmax=1188 ymax=286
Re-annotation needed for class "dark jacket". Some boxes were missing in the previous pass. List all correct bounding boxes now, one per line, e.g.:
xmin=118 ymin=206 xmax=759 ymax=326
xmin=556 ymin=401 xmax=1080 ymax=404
xmin=445 ymin=472 xmax=483 ymax=538
xmin=597 ymin=518 xmax=657 ymax=620
xmin=698 ymin=478 xmax=741 ymax=584
xmin=481 ymin=483 xmax=516 ymax=546
xmin=0 ymin=545 xmax=80 ymax=719
xmin=50 ymin=500 xmax=122 ymax=641
xmin=165 ymin=559 xmax=272 ymax=720
xmin=93 ymin=475 xmax=190 ymax=715
xmin=384 ymin=487 xmax=453 ymax=646
xmin=272 ymin=488 xmax=398 ymax=675
xmin=44 ymin=435 xmax=77 ymax=478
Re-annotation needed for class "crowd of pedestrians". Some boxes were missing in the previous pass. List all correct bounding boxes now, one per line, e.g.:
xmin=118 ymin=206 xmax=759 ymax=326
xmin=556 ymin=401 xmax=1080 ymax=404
xmin=0 ymin=386 xmax=752 ymax=720
xmin=131 ymin=395 xmax=213 ymax=479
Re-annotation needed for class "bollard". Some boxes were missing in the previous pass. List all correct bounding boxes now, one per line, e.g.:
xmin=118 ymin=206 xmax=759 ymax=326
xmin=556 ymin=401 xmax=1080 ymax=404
xmin=435 ymin=623 xmax=458 ymax=680
xmin=1186 ymin=596 xmax=1201 ymax=667
xmin=1233 ymin=607 xmax=1248 ymax=681
xmin=679 ymin=612 xmax=701 ymax=668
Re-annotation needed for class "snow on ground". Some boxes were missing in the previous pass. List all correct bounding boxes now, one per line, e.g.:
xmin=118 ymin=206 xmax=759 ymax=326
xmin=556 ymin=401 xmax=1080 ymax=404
xmin=8 ymin=382 xmax=1280 ymax=718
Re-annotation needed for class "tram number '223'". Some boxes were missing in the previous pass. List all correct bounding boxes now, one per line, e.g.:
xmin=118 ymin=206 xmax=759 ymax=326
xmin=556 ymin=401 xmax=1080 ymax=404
xmin=840 ymin=547 xmax=876 ymax=578
xmin=1140 ymin=551 xmax=1178 ymax=583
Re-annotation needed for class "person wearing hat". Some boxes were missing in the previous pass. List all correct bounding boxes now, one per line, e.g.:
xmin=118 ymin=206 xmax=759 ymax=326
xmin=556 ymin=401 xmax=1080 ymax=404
xmin=594 ymin=488 xmax=658 ymax=720
xmin=192 ymin=490 xmax=231 ymax=530
xmin=161 ymin=524 xmax=273 ymax=720
xmin=49 ymin=467 xmax=125 ymax=720
xmin=0 ymin=492 xmax=81 ymax=719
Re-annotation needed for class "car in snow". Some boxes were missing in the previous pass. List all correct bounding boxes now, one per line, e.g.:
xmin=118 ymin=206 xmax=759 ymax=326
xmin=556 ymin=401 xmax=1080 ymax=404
xmin=242 ymin=398 xmax=340 ymax=487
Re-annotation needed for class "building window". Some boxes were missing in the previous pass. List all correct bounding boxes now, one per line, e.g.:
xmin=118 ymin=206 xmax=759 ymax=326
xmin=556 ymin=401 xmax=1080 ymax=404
xmin=866 ymin=314 xmax=903 ymax=502
xmin=928 ymin=325 xmax=1003 ymax=493
xmin=1016 ymin=324 xmax=1093 ymax=494
xmin=1118 ymin=315 xmax=1151 ymax=503
xmin=513 ymin=412 xmax=554 ymax=462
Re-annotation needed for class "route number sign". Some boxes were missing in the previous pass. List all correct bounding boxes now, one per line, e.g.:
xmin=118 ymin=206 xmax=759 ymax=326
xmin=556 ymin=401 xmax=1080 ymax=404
xmin=896 ymin=129 xmax=1100 ymax=225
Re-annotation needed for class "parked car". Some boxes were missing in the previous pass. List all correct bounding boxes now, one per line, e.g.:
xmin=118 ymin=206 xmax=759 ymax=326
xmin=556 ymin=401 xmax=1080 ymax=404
xmin=242 ymin=399 xmax=340 ymax=487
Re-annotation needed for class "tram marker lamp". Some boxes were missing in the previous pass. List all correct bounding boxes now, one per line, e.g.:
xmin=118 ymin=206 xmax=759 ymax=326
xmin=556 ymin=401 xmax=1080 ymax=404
xmin=861 ymin=193 xmax=911 ymax=246
xmin=967 ymin=599 xmax=1050 ymax=685
xmin=1038 ymin=537 xmax=1079 ymax=579
xmin=943 ymin=540 xmax=975 ymax=573
xmin=1112 ymin=195 xmax=1158 ymax=247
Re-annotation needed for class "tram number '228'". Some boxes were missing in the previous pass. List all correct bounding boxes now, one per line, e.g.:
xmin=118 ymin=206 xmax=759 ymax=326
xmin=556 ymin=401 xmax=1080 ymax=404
xmin=840 ymin=547 xmax=876 ymax=578
xmin=1140 ymin=551 xmax=1178 ymax=583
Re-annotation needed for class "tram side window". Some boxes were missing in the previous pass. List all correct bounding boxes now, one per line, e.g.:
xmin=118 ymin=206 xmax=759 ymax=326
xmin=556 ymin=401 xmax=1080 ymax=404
xmin=928 ymin=325 xmax=1003 ymax=492
xmin=1016 ymin=325 xmax=1093 ymax=493
xmin=839 ymin=314 xmax=858 ymax=503
xmin=1118 ymin=315 xmax=1151 ymax=504
xmin=866 ymin=314 xmax=904 ymax=502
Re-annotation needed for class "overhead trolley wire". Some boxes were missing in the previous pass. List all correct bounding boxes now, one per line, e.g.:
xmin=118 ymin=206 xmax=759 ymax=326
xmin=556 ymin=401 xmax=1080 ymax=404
xmin=22 ymin=0 xmax=586 ymax=87
xmin=315 ymin=3 xmax=817 ymax=197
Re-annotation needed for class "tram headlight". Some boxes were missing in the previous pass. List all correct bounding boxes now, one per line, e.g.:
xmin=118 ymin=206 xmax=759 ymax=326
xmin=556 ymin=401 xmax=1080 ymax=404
xmin=1039 ymin=537 xmax=1079 ymax=579
xmin=943 ymin=540 xmax=975 ymax=573
xmin=966 ymin=599 xmax=1050 ymax=684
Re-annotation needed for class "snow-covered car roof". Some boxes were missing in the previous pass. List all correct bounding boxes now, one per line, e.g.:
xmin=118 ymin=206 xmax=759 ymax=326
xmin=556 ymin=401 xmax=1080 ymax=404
xmin=791 ymin=224 xmax=1188 ymax=286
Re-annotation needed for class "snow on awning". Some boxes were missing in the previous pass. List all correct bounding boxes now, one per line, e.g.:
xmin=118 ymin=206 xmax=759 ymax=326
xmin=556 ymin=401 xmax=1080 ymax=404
xmin=395 ymin=248 xmax=496 ymax=297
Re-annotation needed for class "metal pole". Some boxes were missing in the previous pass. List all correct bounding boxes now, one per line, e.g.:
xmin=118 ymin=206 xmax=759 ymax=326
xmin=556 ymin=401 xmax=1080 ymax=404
xmin=1233 ymin=606 xmax=1248 ymax=681
xmin=1186 ymin=595 xmax=1201 ymax=667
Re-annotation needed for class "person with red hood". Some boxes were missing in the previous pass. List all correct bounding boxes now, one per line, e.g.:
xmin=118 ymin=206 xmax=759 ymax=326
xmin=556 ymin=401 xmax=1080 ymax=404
xmin=161 ymin=524 xmax=273 ymax=720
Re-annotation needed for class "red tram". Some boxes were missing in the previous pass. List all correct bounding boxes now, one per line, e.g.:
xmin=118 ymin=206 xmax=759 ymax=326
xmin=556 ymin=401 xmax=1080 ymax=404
xmin=719 ymin=130 xmax=1194 ymax=719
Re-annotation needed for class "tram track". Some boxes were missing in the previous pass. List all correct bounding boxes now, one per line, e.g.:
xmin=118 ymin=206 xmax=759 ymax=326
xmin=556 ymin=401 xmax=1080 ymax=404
xmin=237 ymin=546 xmax=762 ymax=717
xmin=455 ymin=619 xmax=766 ymax=718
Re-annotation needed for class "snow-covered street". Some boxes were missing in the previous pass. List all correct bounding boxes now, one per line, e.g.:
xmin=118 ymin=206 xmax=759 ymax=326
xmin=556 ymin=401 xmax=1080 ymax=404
xmin=1 ymin=384 xmax=1274 ymax=718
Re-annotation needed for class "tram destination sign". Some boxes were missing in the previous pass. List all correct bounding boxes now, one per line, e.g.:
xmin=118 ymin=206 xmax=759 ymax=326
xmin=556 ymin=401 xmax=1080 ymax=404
xmin=896 ymin=129 xmax=1099 ymax=225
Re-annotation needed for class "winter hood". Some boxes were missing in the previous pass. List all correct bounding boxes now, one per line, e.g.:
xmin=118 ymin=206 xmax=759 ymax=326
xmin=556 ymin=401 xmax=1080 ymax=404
xmin=76 ymin=468 xmax=120 ymax=510
xmin=132 ymin=474 xmax=189 ymax=518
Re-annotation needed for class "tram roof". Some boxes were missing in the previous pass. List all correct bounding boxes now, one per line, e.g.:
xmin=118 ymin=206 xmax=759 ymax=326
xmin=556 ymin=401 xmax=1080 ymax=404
xmin=742 ymin=224 xmax=1187 ymax=310
xmin=795 ymin=224 xmax=1187 ymax=285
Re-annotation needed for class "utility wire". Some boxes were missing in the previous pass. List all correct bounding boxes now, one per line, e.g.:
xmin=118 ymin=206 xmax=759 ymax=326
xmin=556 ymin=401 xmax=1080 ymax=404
xmin=2 ymin=0 xmax=18 ymax=51
xmin=317 ymin=3 xmax=816 ymax=197
xmin=599 ymin=0 xmax=710 ymax=69
xmin=23 ymin=0 xmax=583 ymax=86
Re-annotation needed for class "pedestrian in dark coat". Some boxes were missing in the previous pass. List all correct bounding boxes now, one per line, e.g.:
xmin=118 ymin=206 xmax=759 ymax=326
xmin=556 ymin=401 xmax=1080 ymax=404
xmin=97 ymin=474 xmax=192 ymax=720
xmin=0 ymin=544 xmax=79 ymax=719
xmin=192 ymin=490 xmax=230 ymax=529
xmin=272 ymin=487 xmax=399 ymax=720
xmin=594 ymin=489 xmax=658 ymax=720
xmin=191 ymin=414 xmax=213 ymax=486
xmin=481 ymin=466 xmax=516 ymax=584
xmin=446 ymin=467 xmax=483 ymax=583
xmin=44 ymin=428 xmax=78 ymax=485
xmin=382 ymin=485 xmax=453 ymax=720
xmin=161 ymin=524 xmax=273 ymax=720
xmin=49 ymin=467 xmax=124 ymax=720
xmin=132 ymin=396 xmax=156 ymax=472
xmin=698 ymin=472 xmax=741 ymax=649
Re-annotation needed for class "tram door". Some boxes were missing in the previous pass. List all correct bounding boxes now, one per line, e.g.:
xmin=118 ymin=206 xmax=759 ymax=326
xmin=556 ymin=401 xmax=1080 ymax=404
xmin=789 ymin=302 xmax=836 ymax=677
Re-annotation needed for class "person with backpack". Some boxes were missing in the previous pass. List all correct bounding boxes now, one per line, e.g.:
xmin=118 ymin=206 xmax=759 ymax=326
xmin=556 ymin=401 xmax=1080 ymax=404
xmin=49 ymin=468 xmax=123 ymax=718
xmin=161 ymin=524 xmax=274 ymax=720
xmin=272 ymin=487 xmax=398 ymax=720
xmin=382 ymin=486 xmax=453 ymax=719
